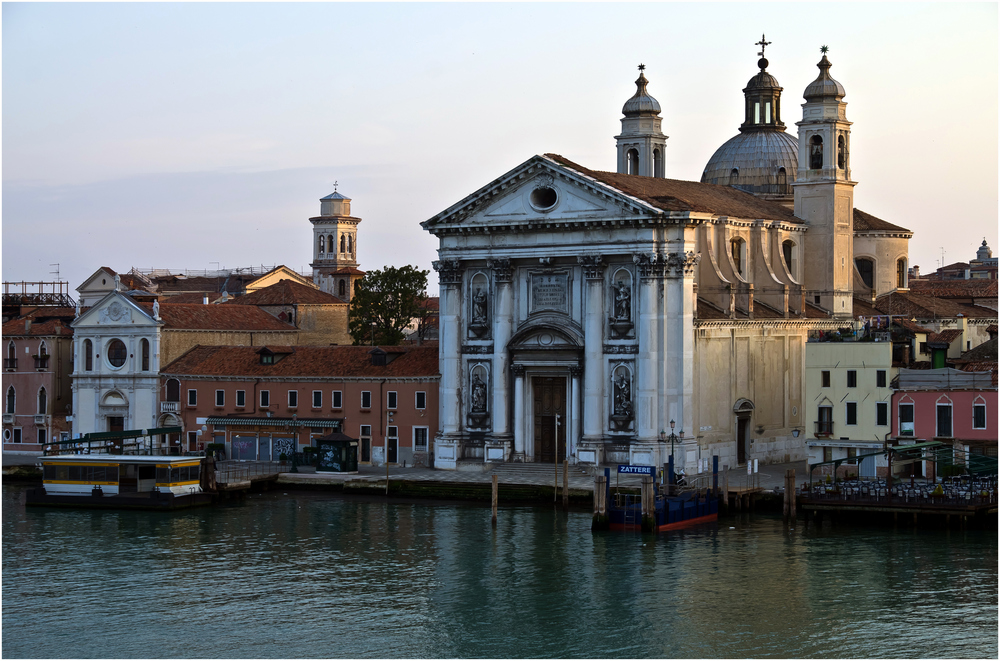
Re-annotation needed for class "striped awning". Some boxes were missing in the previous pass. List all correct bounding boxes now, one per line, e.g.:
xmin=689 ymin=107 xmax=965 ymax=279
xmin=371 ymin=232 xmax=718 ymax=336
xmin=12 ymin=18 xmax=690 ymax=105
xmin=205 ymin=417 xmax=341 ymax=429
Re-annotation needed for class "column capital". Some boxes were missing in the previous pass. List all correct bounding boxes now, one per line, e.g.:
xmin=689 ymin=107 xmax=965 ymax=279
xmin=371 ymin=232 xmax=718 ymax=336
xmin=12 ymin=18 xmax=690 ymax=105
xmin=577 ymin=254 xmax=605 ymax=280
xmin=665 ymin=251 xmax=700 ymax=277
xmin=633 ymin=252 xmax=665 ymax=279
xmin=433 ymin=259 xmax=464 ymax=285
xmin=511 ymin=364 xmax=526 ymax=377
xmin=569 ymin=365 xmax=583 ymax=378
xmin=488 ymin=257 xmax=513 ymax=283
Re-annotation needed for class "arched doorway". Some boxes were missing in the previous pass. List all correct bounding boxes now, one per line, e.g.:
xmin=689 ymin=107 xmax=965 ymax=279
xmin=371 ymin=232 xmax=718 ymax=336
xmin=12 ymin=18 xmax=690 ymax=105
xmin=733 ymin=398 xmax=754 ymax=465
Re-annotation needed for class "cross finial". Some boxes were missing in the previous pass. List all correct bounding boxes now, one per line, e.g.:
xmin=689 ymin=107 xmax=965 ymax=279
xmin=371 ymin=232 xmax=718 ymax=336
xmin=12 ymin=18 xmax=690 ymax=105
xmin=820 ymin=45 xmax=829 ymax=54
xmin=638 ymin=63 xmax=645 ymax=73
xmin=755 ymin=33 xmax=771 ymax=58
xmin=333 ymin=180 xmax=338 ymax=193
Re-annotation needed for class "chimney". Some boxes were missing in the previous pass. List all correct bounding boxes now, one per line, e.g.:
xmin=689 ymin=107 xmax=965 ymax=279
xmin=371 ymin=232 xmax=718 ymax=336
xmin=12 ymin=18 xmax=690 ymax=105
xmin=203 ymin=295 xmax=209 ymax=305
xmin=24 ymin=319 xmax=31 ymax=333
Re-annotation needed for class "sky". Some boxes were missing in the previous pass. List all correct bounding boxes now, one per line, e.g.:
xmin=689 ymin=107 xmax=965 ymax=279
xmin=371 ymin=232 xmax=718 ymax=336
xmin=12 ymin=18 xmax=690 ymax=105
xmin=3 ymin=2 xmax=997 ymax=294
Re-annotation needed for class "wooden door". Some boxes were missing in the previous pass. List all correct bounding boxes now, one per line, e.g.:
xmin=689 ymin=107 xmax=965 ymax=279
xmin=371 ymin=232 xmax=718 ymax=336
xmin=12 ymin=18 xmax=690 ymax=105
xmin=533 ymin=377 xmax=566 ymax=463
xmin=737 ymin=417 xmax=749 ymax=465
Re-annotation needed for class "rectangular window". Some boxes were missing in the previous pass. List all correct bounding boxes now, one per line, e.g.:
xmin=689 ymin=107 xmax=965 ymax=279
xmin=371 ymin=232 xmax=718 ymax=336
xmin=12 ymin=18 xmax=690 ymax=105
xmin=846 ymin=402 xmax=857 ymax=426
xmin=360 ymin=425 xmax=371 ymax=438
xmin=936 ymin=405 xmax=952 ymax=438
xmin=236 ymin=390 xmax=246 ymax=408
xmin=876 ymin=402 xmax=888 ymax=427
xmin=312 ymin=391 xmax=322 ymax=408
xmin=260 ymin=390 xmax=270 ymax=408
xmin=846 ymin=370 xmax=857 ymax=388
xmin=37 ymin=428 xmax=46 ymax=445
xmin=187 ymin=389 xmax=197 ymax=406
xmin=899 ymin=403 xmax=915 ymax=436
xmin=973 ymin=403 xmax=987 ymax=430
xmin=12 ymin=428 xmax=21 ymax=443
xmin=288 ymin=390 xmax=298 ymax=408
xmin=414 ymin=427 xmax=428 ymax=450
xmin=361 ymin=391 xmax=371 ymax=409
xmin=823 ymin=447 xmax=833 ymax=462
xmin=415 ymin=391 xmax=427 ymax=410
xmin=187 ymin=431 xmax=198 ymax=449
xmin=387 ymin=425 xmax=398 ymax=439
xmin=387 ymin=391 xmax=397 ymax=410
xmin=332 ymin=391 xmax=342 ymax=409
xmin=876 ymin=370 xmax=887 ymax=388
xmin=215 ymin=390 xmax=225 ymax=407
xmin=821 ymin=371 xmax=831 ymax=388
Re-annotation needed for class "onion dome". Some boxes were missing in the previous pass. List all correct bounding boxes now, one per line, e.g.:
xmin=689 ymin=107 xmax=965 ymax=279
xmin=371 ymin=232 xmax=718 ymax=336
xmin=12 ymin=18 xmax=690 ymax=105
xmin=803 ymin=53 xmax=846 ymax=101
xmin=622 ymin=67 xmax=662 ymax=117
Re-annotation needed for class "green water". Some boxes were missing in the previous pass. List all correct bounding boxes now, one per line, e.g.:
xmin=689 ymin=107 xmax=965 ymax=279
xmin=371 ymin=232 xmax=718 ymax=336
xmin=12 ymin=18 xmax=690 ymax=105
xmin=2 ymin=484 xmax=996 ymax=658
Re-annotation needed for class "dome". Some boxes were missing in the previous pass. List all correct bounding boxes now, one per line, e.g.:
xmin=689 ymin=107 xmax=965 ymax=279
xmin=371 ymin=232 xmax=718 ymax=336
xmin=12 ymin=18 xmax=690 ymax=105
xmin=622 ymin=70 xmax=661 ymax=117
xmin=701 ymin=130 xmax=799 ymax=196
xmin=803 ymin=54 xmax=846 ymax=101
xmin=744 ymin=59 xmax=781 ymax=91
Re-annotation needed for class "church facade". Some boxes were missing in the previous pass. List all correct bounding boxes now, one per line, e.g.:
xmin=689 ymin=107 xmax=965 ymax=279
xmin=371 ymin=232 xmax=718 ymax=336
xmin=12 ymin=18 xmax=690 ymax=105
xmin=423 ymin=48 xmax=912 ymax=471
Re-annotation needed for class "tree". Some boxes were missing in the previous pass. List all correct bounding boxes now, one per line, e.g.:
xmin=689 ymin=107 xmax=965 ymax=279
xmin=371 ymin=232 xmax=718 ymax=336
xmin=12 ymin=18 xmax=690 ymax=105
xmin=348 ymin=265 xmax=429 ymax=346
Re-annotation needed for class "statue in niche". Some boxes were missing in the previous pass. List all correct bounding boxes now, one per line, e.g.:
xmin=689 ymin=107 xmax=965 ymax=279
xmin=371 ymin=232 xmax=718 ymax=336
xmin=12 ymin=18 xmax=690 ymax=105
xmin=472 ymin=287 xmax=488 ymax=324
xmin=614 ymin=281 xmax=631 ymax=320
xmin=471 ymin=372 xmax=487 ymax=412
xmin=613 ymin=371 xmax=632 ymax=418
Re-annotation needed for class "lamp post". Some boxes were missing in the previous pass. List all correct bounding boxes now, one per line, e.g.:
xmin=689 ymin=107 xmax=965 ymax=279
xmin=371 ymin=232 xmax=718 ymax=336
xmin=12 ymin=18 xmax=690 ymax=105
xmin=668 ymin=419 xmax=678 ymax=468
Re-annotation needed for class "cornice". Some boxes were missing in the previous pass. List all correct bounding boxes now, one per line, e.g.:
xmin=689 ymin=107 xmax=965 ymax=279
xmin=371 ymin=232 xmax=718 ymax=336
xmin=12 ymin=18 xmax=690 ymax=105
xmin=160 ymin=374 xmax=441 ymax=384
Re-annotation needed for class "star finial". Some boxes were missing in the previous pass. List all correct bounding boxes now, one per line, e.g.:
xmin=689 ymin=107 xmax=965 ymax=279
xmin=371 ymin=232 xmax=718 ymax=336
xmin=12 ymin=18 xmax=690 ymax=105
xmin=755 ymin=34 xmax=771 ymax=58
xmin=638 ymin=63 xmax=645 ymax=73
xmin=820 ymin=45 xmax=829 ymax=54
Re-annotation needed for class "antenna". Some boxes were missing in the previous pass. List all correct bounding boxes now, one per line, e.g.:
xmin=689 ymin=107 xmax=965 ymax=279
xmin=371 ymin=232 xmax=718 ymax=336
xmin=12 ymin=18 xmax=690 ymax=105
xmin=49 ymin=263 xmax=61 ymax=282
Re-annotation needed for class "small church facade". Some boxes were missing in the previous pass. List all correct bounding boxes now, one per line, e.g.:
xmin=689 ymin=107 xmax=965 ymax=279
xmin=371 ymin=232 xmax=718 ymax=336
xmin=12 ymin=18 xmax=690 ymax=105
xmin=423 ymin=47 xmax=911 ymax=471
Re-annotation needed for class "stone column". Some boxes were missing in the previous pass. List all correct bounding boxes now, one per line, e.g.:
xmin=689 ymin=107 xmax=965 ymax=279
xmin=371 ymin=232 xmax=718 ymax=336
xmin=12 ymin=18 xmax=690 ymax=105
xmin=570 ymin=366 xmax=582 ymax=461
xmin=634 ymin=252 xmax=663 ymax=440
xmin=433 ymin=260 xmax=464 ymax=468
xmin=666 ymin=250 xmax=700 ymax=471
xmin=489 ymin=258 xmax=514 ymax=450
xmin=512 ymin=365 xmax=525 ymax=462
xmin=579 ymin=255 xmax=605 ymax=441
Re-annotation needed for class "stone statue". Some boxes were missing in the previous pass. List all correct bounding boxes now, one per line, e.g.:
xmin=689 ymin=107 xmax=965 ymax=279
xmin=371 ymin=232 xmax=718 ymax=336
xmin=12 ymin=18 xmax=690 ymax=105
xmin=152 ymin=299 xmax=160 ymax=319
xmin=471 ymin=372 xmax=487 ymax=412
xmin=614 ymin=281 xmax=631 ymax=320
xmin=472 ymin=287 xmax=488 ymax=324
xmin=613 ymin=372 xmax=632 ymax=418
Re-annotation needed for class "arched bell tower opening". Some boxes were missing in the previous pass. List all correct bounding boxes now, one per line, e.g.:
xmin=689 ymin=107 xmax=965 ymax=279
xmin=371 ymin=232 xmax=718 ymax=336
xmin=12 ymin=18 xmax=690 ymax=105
xmin=616 ymin=64 xmax=668 ymax=178
xmin=309 ymin=184 xmax=365 ymax=302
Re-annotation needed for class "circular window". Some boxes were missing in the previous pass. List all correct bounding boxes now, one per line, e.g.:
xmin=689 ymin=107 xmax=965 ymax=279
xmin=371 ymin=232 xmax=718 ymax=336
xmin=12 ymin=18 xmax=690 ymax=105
xmin=107 ymin=339 xmax=128 ymax=368
xmin=2 ymin=429 xmax=10 ymax=441
xmin=529 ymin=186 xmax=558 ymax=211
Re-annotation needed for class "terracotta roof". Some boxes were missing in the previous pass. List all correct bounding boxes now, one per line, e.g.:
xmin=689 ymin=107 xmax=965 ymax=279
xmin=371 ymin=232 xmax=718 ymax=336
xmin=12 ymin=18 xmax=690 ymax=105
xmin=162 ymin=345 xmax=440 ymax=379
xmin=333 ymin=267 xmax=366 ymax=276
xmin=418 ymin=297 xmax=440 ymax=312
xmin=545 ymin=154 xmax=803 ymax=223
xmin=694 ymin=298 xmax=827 ymax=320
xmin=852 ymin=209 xmax=911 ymax=234
xmin=908 ymin=279 xmax=998 ymax=299
xmin=138 ymin=303 xmax=297 ymax=331
xmin=872 ymin=291 xmax=998 ymax=320
xmin=960 ymin=337 xmax=998 ymax=362
xmin=229 ymin=279 xmax=345 ymax=306
xmin=961 ymin=361 xmax=998 ymax=386
xmin=988 ymin=324 xmax=998 ymax=335
xmin=151 ymin=273 xmax=258 ymax=294
xmin=160 ymin=292 xmax=224 ymax=304
xmin=2 ymin=309 xmax=75 ymax=337
xmin=927 ymin=329 xmax=962 ymax=344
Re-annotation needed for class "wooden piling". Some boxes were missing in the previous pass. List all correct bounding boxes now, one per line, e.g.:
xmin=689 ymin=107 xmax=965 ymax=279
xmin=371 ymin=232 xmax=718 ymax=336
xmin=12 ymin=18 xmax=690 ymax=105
xmin=491 ymin=475 xmax=498 ymax=528
xmin=640 ymin=475 xmax=655 ymax=532
xmin=562 ymin=460 xmax=569 ymax=511
xmin=592 ymin=474 xmax=609 ymax=530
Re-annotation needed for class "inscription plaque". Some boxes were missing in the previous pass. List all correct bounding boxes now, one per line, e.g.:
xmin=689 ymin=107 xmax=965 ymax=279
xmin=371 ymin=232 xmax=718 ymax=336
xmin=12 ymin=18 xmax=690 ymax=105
xmin=530 ymin=273 xmax=569 ymax=313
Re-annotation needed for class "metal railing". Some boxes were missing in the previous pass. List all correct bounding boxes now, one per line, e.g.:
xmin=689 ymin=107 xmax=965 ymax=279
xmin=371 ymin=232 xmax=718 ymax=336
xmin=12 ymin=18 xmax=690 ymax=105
xmin=214 ymin=460 xmax=287 ymax=484
xmin=802 ymin=476 xmax=997 ymax=508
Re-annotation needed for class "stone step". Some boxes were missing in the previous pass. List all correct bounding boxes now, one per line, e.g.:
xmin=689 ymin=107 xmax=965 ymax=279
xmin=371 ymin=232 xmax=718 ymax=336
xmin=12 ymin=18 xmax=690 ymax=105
xmin=491 ymin=463 xmax=592 ymax=478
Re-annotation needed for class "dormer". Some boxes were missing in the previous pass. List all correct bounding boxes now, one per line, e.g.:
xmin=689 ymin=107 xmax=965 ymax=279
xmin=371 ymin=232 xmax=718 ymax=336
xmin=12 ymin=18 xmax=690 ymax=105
xmin=257 ymin=347 xmax=293 ymax=365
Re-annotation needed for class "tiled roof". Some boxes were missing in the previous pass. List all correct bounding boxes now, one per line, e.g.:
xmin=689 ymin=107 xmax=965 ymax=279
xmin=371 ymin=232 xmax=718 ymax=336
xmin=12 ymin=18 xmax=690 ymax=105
xmin=960 ymin=337 xmax=998 ymax=362
xmin=2 ymin=309 xmax=75 ymax=337
xmin=927 ymin=329 xmax=962 ymax=344
xmin=162 ymin=345 xmax=440 ymax=379
xmin=872 ymin=291 xmax=998 ymax=320
xmin=160 ymin=292 xmax=224 ymax=304
xmin=852 ymin=209 xmax=911 ymax=233
xmin=229 ymin=279 xmax=345 ymax=306
xmin=152 ymin=273 xmax=258 ymax=294
xmin=694 ymin=298 xmax=828 ymax=320
xmin=138 ymin=303 xmax=297 ymax=331
xmin=333 ymin=267 xmax=366 ymax=276
xmin=909 ymin=279 xmax=998 ymax=299
xmin=961 ymin=361 xmax=998 ymax=386
xmin=545 ymin=154 xmax=803 ymax=223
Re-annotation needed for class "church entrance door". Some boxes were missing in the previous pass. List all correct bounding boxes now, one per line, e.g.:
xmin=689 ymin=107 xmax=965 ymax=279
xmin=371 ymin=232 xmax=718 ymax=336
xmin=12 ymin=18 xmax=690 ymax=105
xmin=737 ymin=416 xmax=749 ymax=465
xmin=533 ymin=377 xmax=566 ymax=463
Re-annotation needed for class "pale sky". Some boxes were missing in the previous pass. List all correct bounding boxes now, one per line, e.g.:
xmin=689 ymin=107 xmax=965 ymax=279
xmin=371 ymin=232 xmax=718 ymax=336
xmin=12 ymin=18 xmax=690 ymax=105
xmin=3 ymin=2 xmax=997 ymax=293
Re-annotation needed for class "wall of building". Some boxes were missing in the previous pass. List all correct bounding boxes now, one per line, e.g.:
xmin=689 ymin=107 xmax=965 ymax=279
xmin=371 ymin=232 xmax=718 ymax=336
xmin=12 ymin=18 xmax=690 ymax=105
xmin=853 ymin=233 xmax=910 ymax=296
xmin=159 ymin=329 xmax=299 ymax=365
xmin=892 ymin=389 xmax=997 ymax=450
xmin=2 ymin=334 xmax=74 ymax=451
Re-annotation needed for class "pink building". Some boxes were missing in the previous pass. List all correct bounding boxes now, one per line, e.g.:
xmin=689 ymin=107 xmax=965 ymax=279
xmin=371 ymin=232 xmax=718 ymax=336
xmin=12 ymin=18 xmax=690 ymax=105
xmin=161 ymin=345 xmax=439 ymax=466
xmin=892 ymin=367 xmax=997 ymax=460
xmin=3 ymin=308 xmax=75 ymax=453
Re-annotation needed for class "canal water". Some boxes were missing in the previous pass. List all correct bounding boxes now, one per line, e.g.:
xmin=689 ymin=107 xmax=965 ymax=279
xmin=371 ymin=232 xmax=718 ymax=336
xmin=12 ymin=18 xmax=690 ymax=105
xmin=3 ymin=484 xmax=996 ymax=659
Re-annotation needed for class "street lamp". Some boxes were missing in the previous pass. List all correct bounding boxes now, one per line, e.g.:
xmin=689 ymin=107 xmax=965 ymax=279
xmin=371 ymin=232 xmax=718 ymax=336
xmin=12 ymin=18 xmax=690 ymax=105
xmin=668 ymin=419 xmax=678 ymax=466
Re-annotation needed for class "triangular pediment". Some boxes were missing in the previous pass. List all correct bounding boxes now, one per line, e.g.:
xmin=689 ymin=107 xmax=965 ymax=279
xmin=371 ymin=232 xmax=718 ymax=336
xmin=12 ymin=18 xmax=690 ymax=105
xmin=422 ymin=155 xmax=661 ymax=230
xmin=73 ymin=291 xmax=157 ymax=329
xmin=246 ymin=266 xmax=315 ymax=293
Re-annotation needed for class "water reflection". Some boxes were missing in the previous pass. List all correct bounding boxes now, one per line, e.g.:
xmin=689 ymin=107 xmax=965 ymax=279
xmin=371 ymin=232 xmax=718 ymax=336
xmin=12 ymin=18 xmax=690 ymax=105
xmin=3 ymin=486 xmax=996 ymax=659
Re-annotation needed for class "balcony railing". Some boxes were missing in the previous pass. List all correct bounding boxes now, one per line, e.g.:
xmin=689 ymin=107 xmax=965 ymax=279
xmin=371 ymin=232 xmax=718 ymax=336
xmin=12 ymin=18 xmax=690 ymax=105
xmin=33 ymin=355 xmax=50 ymax=370
xmin=4 ymin=358 xmax=17 ymax=370
xmin=160 ymin=401 xmax=180 ymax=413
xmin=814 ymin=420 xmax=834 ymax=437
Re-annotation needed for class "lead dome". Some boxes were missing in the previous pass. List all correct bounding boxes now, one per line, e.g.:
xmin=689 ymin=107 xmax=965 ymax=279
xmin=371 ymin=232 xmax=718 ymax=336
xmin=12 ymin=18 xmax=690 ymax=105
xmin=622 ymin=70 xmax=661 ymax=117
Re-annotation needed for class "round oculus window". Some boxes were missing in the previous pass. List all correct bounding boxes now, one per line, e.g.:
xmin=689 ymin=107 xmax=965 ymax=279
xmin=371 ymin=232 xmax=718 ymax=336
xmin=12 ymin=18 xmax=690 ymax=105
xmin=529 ymin=186 xmax=558 ymax=211
xmin=107 ymin=339 xmax=128 ymax=368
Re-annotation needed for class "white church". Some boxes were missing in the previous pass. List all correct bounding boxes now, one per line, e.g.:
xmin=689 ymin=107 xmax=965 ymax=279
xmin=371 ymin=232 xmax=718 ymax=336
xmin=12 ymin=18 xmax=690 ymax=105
xmin=422 ymin=44 xmax=912 ymax=471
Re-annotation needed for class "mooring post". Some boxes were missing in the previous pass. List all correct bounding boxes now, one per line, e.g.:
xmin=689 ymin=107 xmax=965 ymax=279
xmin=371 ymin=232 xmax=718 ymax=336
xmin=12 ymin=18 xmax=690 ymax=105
xmin=491 ymin=474 xmax=498 ymax=528
xmin=789 ymin=469 xmax=796 ymax=520
xmin=667 ymin=455 xmax=675 ymax=496
xmin=712 ymin=456 xmax=719 ymax=497
xmin=640 ymin=475 xmax=655 ymax=532
xmin=562 ymin=459 xmax=569 ymax=511
xmin=592 ymin=473 xmax=609 ymax=530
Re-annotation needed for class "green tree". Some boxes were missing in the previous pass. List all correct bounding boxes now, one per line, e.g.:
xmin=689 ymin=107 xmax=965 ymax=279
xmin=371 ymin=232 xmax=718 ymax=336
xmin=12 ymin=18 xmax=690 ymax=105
xmin=348 ymin=265 xmax=429 ymax=346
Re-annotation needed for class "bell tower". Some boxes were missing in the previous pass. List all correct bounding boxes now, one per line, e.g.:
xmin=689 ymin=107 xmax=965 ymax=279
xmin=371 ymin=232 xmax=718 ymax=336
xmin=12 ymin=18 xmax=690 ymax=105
xmin=615 ymin=64 xmax=668 ymax=178
xmin=793 ymin=48 xmax=856 ymax=318
xmin=309 ymin=185 xmax=364 ymax=302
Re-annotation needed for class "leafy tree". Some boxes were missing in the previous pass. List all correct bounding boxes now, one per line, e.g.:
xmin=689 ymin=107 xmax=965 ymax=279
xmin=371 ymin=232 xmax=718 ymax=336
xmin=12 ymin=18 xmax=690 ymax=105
xmin=348 ymin=265 xmax=429 ymax=346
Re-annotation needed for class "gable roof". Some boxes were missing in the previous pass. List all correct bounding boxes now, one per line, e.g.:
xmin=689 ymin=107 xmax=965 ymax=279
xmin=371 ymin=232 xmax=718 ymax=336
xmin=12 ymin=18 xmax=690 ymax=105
xmin=872 ymin=291 xmax=998 ymax=320
xmin=546 ymin=154 xmax=802 ymax=222
xmin=162 ymin=345 xmax=439 ymax=379
xmin=852 ymin=209 xmax=911 ymax=234
xmin=139 ymin=303 xmax=297 ymax=331
xmin=228 ymin=279 xmax=345 ymax=306
xmin=2 ymin=307 xmax=76 ymax=338
xmin=909 ymin=278 xmax=998 ymax=300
